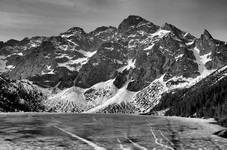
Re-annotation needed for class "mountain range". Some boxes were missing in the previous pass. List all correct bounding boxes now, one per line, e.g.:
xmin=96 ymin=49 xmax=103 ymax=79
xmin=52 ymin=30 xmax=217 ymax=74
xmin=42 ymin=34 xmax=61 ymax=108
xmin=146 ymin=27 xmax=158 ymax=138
xmin=0 ymin=15 xmax=226 ymax=121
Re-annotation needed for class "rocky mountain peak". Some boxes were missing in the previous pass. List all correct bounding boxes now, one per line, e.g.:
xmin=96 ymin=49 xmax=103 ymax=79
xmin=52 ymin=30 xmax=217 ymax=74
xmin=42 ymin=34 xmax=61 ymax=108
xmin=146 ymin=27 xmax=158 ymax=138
xmin=118 ymin=15 xmax=151 ymax=33
xmin=0 ymin=41 xmax=3 ymax=49
xmin=39 ymin=40 xmax=55 ymax=50
xmin=20 ymin=37 xmax=30 ymax=45
xmin=196 ymin=29 xmax=216 ymax=55
xmin=162 ymin=23 xmax=183 ymax=34
xmin=89 ymin=26 xmax=116 ymax=34
xmin=162 ymin=23 xmax=195 ymax=40
xmin=4 ymin=39 xmax=20 ymax=47
xmin=162 ymin=23 xmax=177 ymax=30
xmin=202 ymin=29 xmax=213 ymax=40
xmin=60 ymin=27 xmax=86 ymax=38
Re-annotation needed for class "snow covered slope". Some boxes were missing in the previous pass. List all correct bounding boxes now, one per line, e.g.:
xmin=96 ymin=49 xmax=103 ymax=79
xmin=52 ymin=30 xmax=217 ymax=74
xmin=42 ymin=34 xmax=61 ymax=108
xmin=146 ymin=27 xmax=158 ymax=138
xmin=44 ymin=79 xmax=118 ymax=112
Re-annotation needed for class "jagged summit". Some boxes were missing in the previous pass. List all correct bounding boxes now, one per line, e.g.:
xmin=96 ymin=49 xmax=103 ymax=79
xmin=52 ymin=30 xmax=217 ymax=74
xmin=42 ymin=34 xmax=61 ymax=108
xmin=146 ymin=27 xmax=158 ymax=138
xmin=89 ymin=26 xmax=117 ymax=34
xmin=60 ymin=26 xmax=86 ymax=38
xmin=162 ymin=23 xmax=183 ymax=34
xmin=0 ymin=41 xmax=4 ymax=49
xmin=118 ymin=15 xmax=158 ymax=33
xmin=4 ymin=39 xmax=20 ymax=46
xmin=120 ymin=15 xmax=149 ymax=25
xmin=162 ymin=22 xmax=195 ymax=40
xmin=202 ymin=29 xmax=213 ymax=39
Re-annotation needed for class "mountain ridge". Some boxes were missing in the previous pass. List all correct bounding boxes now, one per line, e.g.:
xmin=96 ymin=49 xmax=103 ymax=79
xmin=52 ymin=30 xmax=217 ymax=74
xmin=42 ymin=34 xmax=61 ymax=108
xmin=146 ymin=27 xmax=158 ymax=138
xmin=0 ymin=15 xmax=226 ymax=114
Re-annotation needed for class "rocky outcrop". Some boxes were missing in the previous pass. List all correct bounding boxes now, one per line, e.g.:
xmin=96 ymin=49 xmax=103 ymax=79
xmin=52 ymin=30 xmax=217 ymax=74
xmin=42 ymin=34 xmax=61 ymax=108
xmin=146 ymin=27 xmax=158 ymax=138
xmin=0 ymin=41 xmax=3 ymax=49
xmin=74 ymin=42 xmax=128 ymax=88
xmin=196 ymin=29 xmax=216 ymax=55
xmin=195 ymin=29 xmax=227 ymax=70
xmin=118 ymin=15 xmax=159 ymax=34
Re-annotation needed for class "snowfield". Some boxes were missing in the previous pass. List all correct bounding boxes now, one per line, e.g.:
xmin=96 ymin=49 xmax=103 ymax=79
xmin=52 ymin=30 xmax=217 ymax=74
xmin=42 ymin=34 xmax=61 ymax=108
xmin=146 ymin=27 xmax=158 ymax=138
xmin=85 ymin=81 xmax=136 ymax=113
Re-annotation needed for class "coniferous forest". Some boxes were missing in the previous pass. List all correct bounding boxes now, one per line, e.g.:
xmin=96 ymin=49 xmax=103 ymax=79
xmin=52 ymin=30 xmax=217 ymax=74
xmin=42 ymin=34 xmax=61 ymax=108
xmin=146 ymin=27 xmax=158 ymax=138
xmin=152 ymin=70 xmax=227 ymax=127
xmin=0 ymin=76 xmax=46 ymax=112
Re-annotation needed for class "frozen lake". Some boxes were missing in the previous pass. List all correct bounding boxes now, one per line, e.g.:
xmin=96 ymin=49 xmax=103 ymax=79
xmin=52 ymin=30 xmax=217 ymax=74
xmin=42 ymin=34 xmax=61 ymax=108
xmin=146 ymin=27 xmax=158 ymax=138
xmin=0 ymin=113 xmax=227 ymax=150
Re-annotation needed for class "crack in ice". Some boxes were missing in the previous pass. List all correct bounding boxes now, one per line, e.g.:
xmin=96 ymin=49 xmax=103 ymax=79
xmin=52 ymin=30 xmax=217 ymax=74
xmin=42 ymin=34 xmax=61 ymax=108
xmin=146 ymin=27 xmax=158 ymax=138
xmin=158 ymin=130 xmax=175 ymax=150
xmin=117 ymin=138 xmax=148 ymax=150
xmin=127 ymin=138 xmax=148 ymax=150
xmin=147 ymin=121 xmax=174 ymax=150
xmin=54 ymin=126 xmax=106 ymax=150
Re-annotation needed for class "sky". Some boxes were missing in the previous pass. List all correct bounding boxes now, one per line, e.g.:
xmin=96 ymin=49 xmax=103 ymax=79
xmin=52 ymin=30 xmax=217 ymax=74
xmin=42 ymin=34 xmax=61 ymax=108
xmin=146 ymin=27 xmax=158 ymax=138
xmin=0 ymin=0 xmax=227 ymax=42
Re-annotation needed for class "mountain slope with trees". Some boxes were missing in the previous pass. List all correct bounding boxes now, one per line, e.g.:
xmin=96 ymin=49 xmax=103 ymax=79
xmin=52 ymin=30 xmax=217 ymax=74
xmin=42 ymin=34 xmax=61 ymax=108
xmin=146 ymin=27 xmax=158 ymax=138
xmin=151 ymin=65 xmax=227 ymax=126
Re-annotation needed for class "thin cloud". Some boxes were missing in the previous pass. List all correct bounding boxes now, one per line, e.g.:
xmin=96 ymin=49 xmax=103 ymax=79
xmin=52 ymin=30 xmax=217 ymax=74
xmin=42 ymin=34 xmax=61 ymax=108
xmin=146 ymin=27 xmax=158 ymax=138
xmin=0 ymin=0 xmax=226 ymax=41
xmin=0 ymin=11 xmax=43 ymax=28
xmin=35 ymin=0 xmax=75 ymax=7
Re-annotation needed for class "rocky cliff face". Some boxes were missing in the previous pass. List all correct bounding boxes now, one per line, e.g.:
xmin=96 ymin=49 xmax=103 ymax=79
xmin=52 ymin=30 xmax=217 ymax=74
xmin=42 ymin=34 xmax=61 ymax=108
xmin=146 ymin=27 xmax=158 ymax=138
xmin=0 ymin=15 xmax=226 ymax=113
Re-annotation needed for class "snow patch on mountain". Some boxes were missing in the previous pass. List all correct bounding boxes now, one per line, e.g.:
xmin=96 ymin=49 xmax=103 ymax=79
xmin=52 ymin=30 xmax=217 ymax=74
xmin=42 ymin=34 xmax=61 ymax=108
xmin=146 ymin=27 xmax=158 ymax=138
xmin=0 ymin=56 xmax=7 ymax=72
xmin=215 ymin=72 xmax=227 ymax=84
xmin=144 ymin=44 xmax=155 ymax=50
xmin=6 ymin=65 xmax=15 ymax=71
xmin=128 ymin=34 xmax=137 ymax=38
xmin=78 ymin=50 xmax=97 ymax=57
xmin=175 ymin=54 xmax=184 ymax=61
xmin=41 ymin=66 xmax=55 ymax=75
xmin=56 ymin=53 xmax=73 ymax=59
xmin=150 ymin=29 xmax=171 ymax=38
xmin=128 ymin=39 xmax=138 ymax=49
xmin=105 ymin=47 xmax=114 ymax=51
xmin=59 ymin=45 xmax=69 ymax=51
xmin=118 ymin=59 xmax=136 ymax=72
xmin=200 ymin=52 xmax=212 ymax=64
xmin=58 ymin=57 xmax=88 ymax=71
xmin=217 ymin=65 xmax=227 ymax=73
xmin=186 ymin=40 xmax=195 ymax=46
xmin=191 ymin=46 xmax=208 ymax=74
xmin=184 ymin=32 xmax=189 ymax=37
xmin=45 ymin=79 xmax=118 ymax=112
xmin=6 ymin=52 xmax=24 ymax=58
xmin=30 ymin=43 xmax=39 ymax=48
xmin=61 ymin=34 xmax=74 ymax=38
xmin=66 ymin=39 xmax=79 ymax=47
xmin=138 ymin=30 xmax=146 ymax=36
xmin=13 ymin=52 xmax=23 ymax=56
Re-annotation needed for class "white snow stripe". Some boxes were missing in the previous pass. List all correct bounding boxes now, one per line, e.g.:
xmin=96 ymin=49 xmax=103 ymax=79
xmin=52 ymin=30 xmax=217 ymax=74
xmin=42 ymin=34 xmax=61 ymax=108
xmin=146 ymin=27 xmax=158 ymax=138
xmin=158 ymin=130 xmax=175 ymax=150
xmin=127 ymin=138 xmax=148 ymax=150
xmin=67 ymin=39 xmax=78 ymax=46
xmin=144 ymin=44 xmax=154 ymax=50
xmin=54 ymin=126 xmax=106 ymax=150
xmin=117 ymin=138 xmax=131 ymax=150
xmin=151 ymin=29 xmax=171 ymax=38
xmin=191 ymin=47 xmax=206 ymax=74
xmin=184 ymin=32 xmax=189 ymax=37
xmin=150 ymin=127 xmax=166 ymax=148
xmin=186 ymin=40 xmax=194 ymax=46
xmin=147 ymin=121 xmax=174 ymax=150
